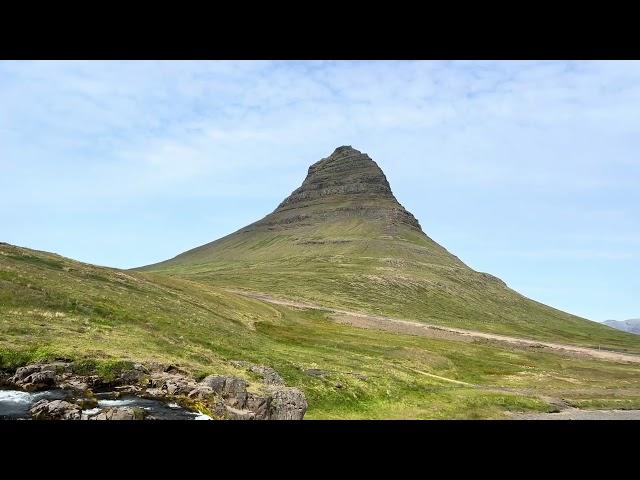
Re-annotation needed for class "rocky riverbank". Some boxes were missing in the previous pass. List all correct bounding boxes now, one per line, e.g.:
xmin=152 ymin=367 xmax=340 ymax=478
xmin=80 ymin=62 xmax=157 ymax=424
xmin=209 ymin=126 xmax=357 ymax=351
xmin=0 ymin=360 xmax=307 ymax=420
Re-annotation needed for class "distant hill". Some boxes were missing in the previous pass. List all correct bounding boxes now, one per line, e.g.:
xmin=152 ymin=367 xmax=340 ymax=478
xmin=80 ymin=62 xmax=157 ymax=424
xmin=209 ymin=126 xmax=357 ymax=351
xmin=604 ymin=319 xmax=640 ymax=335
xmin=140 ymin=146 xmax=640 ymax=352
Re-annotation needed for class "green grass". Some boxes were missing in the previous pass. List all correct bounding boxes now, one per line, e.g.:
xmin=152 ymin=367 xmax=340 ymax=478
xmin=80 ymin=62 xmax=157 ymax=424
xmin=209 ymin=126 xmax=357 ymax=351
xmin=2 ymin=243 xmax=640 ymax=419
xmin=141 ymin=214 xmax=640 ymax=354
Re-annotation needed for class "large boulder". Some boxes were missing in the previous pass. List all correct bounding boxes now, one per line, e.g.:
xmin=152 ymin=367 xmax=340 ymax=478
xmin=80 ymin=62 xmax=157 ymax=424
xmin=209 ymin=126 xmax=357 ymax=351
xmin=199 ymin=374 xmax=307 ymax=419
xmin=224 ymin=406 xmax=256 ymax=420
xmin=267 ymin=387 xmax=307 ymax=420
xmin=11 ymin=364 xmax=44 ymax=383
xmin=9 ymin=363 xmax=73 ymax=391
xmin=20 ymin=370 xmax=56 ymax=392
xmin=30 ymin=399 xmax=82 ymax=420
xmin=0 ymin=371 xmax=10 ymax=388
xmin=246 ymin=393 xmax=271 ymax=419
xmin=147 ymin=371 xmax=198 ymax=397
xmin=118 ymin=368 xmax=147 ymax=386
xmin=187 ymin=385 xmax=214 ymax=399
xmin=90 ymin=407 xmax=146 ymax=420
xmin=200 ymin=375 xmax=248 ymax=409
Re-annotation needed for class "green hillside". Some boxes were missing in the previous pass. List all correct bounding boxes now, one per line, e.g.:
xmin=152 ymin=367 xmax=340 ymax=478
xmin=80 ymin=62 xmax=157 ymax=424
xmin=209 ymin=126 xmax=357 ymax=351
xmin=142 ymin=146 xmax=640 ymax=353
xmin=2 ymin=242 xmax=640 ymax=418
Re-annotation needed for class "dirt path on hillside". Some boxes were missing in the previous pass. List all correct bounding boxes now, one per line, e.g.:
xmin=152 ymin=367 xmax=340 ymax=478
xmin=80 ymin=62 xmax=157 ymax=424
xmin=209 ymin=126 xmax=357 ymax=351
xmin=227 ymin=289 xmax=640 ymax=364
xmin=508 ymin=409 xmax=640 ymax=420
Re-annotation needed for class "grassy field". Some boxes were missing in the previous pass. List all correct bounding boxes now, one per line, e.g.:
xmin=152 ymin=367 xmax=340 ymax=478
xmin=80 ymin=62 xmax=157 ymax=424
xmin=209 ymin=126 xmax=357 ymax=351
xmin=2 ymin=242 xmax=640 ymax=419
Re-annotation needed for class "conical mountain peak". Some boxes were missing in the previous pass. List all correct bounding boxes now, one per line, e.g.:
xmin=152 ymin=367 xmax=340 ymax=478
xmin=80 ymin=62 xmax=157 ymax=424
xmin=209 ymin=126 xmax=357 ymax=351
xmin=278 ymin=146 xmax=393 ymax=209
xmin=260 ymin=146 xmax=421 ymax=231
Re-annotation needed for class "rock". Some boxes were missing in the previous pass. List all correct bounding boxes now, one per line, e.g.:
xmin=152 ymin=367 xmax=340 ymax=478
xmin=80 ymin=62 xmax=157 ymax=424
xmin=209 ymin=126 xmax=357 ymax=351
xmin=145 ymin=388 xmax=165 ymax=397
xmin=147 ymin=372 xmax=197 ymax=397
xmin=11 ymin=364 xmax=43 ymax=383
xmin=75 ymin=397 xmax=98 ymax=409
xmin=267 ymin=387 xmax=307 ymax=420
xmin=59 ymin=378 xmax=90 ymax=393
xmin=90 ymin=407 xmax=145 ymax=420
xmin=118 ymin=368 xmax=146 ymax=385
xmin=246 ymin=393 xmax=271 ymax=419
xmin=229 ymin=360 xmax=252 ymax=369
xmin=187 ymin=385 xmax=214 ymax=399
xmin=261 ymin=146 xmax=422 ymax=231
xmin=30 ymin=399 xmax=82 ymax=420
xmin=200 ymin=375 xmax=226 ymax=392
xmin=163 ymin=364 xmax=188 ymax=375
xmin=249 ymin=365 xmax=285 ymax=386
xmin=199 ymin=374 xmax=306 ymax=419
xmin=114 ymin=384 xmax=144 ymax=394
xmin=230 ymin=361 xmax=286 ymax=386
xmin=83 ymin=375 xmax=112 ymax=391
xmin=224 ymin=406 xmax=256 ymax=420
xmin=133 ymin=363 xmax=149 ymax=373
xmin=21 ymin=370 xmax=56 ymax=391
xmin=200 ymin=375 xmax=248 ymax=409
xmin=40 ymin=362 xmax=72 ymax=374
xmin=10 ymin=362 xmax=71 ymax=389
xmin=304 ymin=368 xmax=327 ymax=378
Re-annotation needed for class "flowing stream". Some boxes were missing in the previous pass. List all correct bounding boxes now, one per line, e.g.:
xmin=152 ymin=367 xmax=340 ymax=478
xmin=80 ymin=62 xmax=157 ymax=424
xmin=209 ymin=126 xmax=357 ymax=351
xmin=0 ymin=389 xmax=212 ymax=420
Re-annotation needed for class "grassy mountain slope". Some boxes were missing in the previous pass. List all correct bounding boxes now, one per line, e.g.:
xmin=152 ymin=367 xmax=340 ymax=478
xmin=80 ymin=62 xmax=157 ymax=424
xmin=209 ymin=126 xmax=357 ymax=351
xmin=2 ymin=242 xmax=640 ymax=418
xmin=141 ymin=146 xmax=640 ymax=353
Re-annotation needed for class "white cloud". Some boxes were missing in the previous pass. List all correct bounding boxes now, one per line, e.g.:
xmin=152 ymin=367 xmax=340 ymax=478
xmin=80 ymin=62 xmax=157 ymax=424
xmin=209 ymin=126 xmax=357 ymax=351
xmin=1 ymin=61 xmax=639 ymax=321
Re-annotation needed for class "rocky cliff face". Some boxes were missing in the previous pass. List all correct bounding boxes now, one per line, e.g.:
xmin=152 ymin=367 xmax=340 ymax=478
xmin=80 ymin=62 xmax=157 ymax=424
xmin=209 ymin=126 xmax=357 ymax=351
xmin=253 ymin=146 xmax=421 ymax=231
xmin=277 ymin=146 xmax=395 ymax=208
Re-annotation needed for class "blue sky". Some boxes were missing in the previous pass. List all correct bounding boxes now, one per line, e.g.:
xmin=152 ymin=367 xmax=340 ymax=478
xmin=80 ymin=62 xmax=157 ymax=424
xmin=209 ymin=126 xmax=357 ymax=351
xmin=1 ymin=60 xmax=638 ymax=322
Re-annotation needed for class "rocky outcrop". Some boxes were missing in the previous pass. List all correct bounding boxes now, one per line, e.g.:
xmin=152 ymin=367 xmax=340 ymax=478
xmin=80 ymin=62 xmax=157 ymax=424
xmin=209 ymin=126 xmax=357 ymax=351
xmin=200 ymin=375 xmax=248 ymax=409
xmin=276 ymin=146 xmax=396 ymax=209
xmin=90 ymin=407 xmax=146 ymax=420
xmin=5 ymin=360 xmax=308 ymax=420
xmin=11 ymin=364 xmax=60 ymax=391
xmin=267 ymin=386 xmax=307 ymax=420
xmin=197 ymin=373 xmax=306 ymax=420
xmin=30 ymin=399 xmax=82 ymax=420
xmin=146 ymin=371 xmax=198 ymax=397
xmin=230 ymin=361 xmax=285 ymax=386
xmin=250 ymin=146 xmax=422 ymax=231
xmin=0 ymin=371 xmax=9 ymax=388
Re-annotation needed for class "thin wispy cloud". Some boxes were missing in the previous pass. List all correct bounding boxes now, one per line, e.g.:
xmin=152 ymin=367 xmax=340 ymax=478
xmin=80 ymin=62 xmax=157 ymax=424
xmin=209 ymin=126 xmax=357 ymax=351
xmin=1 ymin=60 xmax=638 ymax=321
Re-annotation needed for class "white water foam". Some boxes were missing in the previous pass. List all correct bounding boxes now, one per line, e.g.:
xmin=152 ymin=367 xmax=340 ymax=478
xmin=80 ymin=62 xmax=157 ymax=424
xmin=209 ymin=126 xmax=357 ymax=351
xmin=0 ymin=390 xmax=33 ymax=404
xmin=193 ymin=411 xmax=213 ymax=420
xmin=98 ymin=399 xmax=137 ymax=407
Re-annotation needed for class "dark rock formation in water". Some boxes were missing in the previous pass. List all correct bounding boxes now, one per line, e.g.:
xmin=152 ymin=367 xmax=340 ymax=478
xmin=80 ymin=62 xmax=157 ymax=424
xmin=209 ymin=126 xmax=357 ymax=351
xmin=30 ymin=399 xmax=82 ymax=420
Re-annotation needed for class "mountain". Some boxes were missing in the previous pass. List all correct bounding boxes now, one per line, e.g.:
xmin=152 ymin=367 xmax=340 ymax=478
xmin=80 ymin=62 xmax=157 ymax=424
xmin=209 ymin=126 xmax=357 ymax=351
xmin=141 ymin=146 xmax=639 ymax=352
xmin=604 ymin=319 xmax=640 ymax=335
xmin=2 ymin=146 xmax=640 ymax=419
